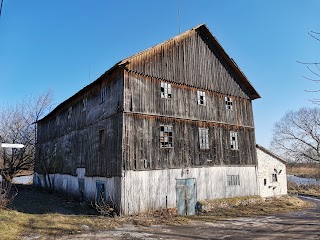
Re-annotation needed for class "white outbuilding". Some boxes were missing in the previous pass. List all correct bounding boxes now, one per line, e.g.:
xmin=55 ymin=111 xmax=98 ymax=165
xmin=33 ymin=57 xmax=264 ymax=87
xmin=256 ymin=144 xmax=288 ymax=198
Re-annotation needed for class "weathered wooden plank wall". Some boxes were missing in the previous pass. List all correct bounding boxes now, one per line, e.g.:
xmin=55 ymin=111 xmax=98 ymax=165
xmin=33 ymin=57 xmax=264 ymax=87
xmin=35 ymin=69 xmax=124 ymax=177
xmin=123 ymin=114 xmax=257 ymax=171
xmin=125 ymin=29 xmax=251 ymax=99
xmin=124 ymin=72 xmax=254 ymax=127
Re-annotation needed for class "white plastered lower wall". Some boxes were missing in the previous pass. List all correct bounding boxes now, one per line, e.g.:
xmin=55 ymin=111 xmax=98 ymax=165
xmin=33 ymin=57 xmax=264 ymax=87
xmin=121 ymin=166 xmax=259 ymax=215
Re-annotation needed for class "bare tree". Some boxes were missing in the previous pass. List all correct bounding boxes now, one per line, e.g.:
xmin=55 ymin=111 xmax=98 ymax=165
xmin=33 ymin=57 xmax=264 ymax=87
xmin=0 ymin=91 xmax=54 ymax=182
xmin=298 ymin=31 xmax=320 ymax=104
xmin=271 ymin=107 xmax=320 ymax=163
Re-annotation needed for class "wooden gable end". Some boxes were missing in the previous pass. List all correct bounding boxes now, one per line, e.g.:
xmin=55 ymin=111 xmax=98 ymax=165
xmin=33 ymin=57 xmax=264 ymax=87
xmin=124 ymin=25 xmax=259 ymax=100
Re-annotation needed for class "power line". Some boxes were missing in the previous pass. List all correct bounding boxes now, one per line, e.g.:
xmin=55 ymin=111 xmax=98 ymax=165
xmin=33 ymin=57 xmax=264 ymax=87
xmin=0 ymin=0 xmax=4 ymax=17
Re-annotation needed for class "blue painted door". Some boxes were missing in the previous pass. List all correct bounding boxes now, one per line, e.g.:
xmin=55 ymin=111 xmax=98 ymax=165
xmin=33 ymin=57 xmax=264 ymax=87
xmin=176 ymin=178 xmax=196 ymax=215
xmin=96 ymin=181 xmax=106 ymax=205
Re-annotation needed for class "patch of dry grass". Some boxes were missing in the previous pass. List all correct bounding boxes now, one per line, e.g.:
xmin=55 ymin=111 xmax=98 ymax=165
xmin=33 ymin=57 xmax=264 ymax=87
xmin=188 ymin=196 xmax=309 ymax=222
xmin=287 ymin=181 xmax=320 ymax=197
xmin=0 ymin=196 xmax=311 ymax=239
xmin=287 ymin=163 xmax=320 ymax=179
xmin=0 ymin=210 xmax=117 ymax=240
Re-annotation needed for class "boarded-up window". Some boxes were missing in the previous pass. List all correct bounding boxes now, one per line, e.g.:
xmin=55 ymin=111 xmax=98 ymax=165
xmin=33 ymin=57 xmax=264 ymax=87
xmin=225 ymin=97 xmax=233 ymax=110
xmin=197 ymin=91 xmax=206 ymax=105
xmin=67 ymin=107 xmax=72 ymax=119
xmin=199 ymin=128 xmax=209 ymax=149
xmin=101 ymin=86 xmax=107 ymax=103
xmin=53 ymin=143 xmax=57 ymax=157
xmin=160 ymin=125 xmax=173 ymax=148
xmin=227 ymin=175 xmax=240 ymax=186
xmin=161 ymin=82 xmax=172 ymax=98
xmin=99 ymin=129 xmax=105 ymax=151
xmin=230 ymin=131 xmax=239 ymax=150
xmin=82 ymin=98 xmax=87 ymax=112
xmin=272 ymin=173 xmax=278 ymax=182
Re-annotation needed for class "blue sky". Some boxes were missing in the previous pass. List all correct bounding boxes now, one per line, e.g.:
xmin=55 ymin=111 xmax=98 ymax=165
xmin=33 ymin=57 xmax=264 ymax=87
xmin=1 ymin=1 xmax=320 ymax=148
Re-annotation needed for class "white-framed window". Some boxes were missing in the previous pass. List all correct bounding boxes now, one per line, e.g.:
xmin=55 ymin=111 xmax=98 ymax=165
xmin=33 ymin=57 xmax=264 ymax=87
xmin=82 ymin=98 xmax=87 ymax=112
xmin=160 ymin=125 xmax=173 ymax=148
xmin=199 ymin=128 xmax=209 ymax=149
xmin=227 ymin=175 xmax=240 ymax=186
xmin=225 ymin=96 xmax=233 ymax=110
xmin=230 ymin=131 xmax=239 ymax=150
xmin=197 ymin=90 xmax=206 ymax=105
xmin=67 ymin=107 xmax=72 ymax=119
xmin=272 ymin=173 xmax=278 ymax=182
xmin=161 ymin=82 xmax=172 ymax=98
xmin=101 ymin=86 xmax=107 ymax=103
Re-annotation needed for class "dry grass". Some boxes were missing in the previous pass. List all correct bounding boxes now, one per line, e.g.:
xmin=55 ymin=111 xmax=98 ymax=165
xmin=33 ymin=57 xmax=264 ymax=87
xmin=287 ymin=181 xmax=320 ymax=197
xmin=189 ymin=195 xmax=309 ymax=222
xmin=0 ymin=210 xmax=117 ymax=240
xmin=0 ymin=195 xmax=310 ymax=239
xmin=287 ymin=163 xmax=320 ymax=179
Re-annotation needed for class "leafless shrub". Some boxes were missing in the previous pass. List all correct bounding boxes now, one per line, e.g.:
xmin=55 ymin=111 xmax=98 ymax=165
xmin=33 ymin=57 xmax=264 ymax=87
xmin=0 ymin=181 xmax=18 ymax=209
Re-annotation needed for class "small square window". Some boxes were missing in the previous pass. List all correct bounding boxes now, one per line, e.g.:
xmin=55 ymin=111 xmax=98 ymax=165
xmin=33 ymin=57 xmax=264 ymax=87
xmin=230 ymin=131 xmax=239 ymax=150
xmin=197 ymin=91 xmax=206 ymax=105
xmin=225 ymin=97 xmax=233 ymax=110
xmin=227 ymin=175 xmax=240 ymax=186
xmin=160 ymin=125 xmax=173 ymax=148
xmin=161 ymin=82 xmax=172 ymax=98
xmin=199 ymin=128 xmax=209 ymax=149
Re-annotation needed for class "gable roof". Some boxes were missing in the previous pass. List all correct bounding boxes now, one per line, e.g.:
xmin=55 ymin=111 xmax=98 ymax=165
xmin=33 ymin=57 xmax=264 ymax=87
xmin=121 ymin=24 xmax=260 ymax=100
xmin=38 ymin=24 xmax=260 ymax=123
xmin=256 ymin=144 xmax=287 ymax=164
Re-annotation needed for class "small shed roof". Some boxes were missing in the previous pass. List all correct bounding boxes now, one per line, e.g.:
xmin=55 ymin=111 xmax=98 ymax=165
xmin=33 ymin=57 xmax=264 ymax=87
xmin=256 ymin=144 xmax=287 ymax=164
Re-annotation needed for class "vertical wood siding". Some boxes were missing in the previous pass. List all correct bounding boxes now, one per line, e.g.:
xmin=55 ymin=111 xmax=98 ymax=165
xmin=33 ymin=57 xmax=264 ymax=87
xmin=124 ymin=72 xmax=254 ymax=127
xmin=35 ymin=69 xmax=124 ymax=177
xmin=125 ymin=29 xmax=251 ymax=99
xmin=123 ymin=114 xmax=257 ymax=171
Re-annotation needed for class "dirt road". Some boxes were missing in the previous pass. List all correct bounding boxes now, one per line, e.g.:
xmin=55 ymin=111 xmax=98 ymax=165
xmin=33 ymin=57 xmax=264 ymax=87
xmin=59 ymin=196 xmax=320 ymax=240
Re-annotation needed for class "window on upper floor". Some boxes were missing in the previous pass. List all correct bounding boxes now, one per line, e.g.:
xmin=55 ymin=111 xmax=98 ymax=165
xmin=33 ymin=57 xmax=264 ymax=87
xmin=56 ymin=116 xmax=60 ymax=126
xmin=67 ymin=107 xmax=72 ymax=119
xmin=230 ymin=131 xmax=239 ymax=150
xmin=225 ymin=97 xmax=233 ymax=110
xmin=199 ymin=128 xmax=209 ymax=149
xmin=161 ymin=82 xmax=172 ymax=99
xmin=160 ymin=125 xmax=173 ymax=148
xmin=227 ymin=175 xmax=240 ymax=186
xmin=101 ymin=86 xmax=107 ymax=103
xmin=197 ymin=91 xmax=206 ymax=105
xmin=82 ymin=98 xmax=87 ymax=112
xmin=99 ymin=129 xmax=105 ymax=151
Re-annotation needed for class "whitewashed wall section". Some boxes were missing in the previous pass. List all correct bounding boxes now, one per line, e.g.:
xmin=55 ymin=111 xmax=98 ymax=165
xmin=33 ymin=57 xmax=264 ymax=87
xmin=33 ymin=169 xmax=122 ymax=206
xmin=122 ymin=166 xmax=259 ymax=215
xmin=257 ymin=148 xmax=287 ymax=198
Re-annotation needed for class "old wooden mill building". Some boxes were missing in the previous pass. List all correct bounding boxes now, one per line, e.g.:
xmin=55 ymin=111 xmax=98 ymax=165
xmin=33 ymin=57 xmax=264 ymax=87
xmin=34 ymin=24 xmax=261 ymax=215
